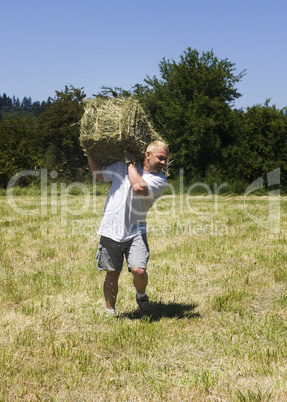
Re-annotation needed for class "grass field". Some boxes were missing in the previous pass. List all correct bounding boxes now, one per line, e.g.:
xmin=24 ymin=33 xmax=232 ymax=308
xmin=1 ymin=189 xmax=287 ymax=401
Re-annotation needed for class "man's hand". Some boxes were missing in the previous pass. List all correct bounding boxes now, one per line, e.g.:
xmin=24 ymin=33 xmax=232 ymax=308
xmin=124 ymin=150 xmax=136 ymax=165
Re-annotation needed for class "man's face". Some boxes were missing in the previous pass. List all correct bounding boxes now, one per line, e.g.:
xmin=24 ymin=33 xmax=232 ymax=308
xmin=145 ymin=146 xmax=168 ymax=173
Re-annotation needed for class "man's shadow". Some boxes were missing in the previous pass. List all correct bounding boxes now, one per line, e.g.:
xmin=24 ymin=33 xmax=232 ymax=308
xmin=119 ymin=301 xmax=200 ymax=321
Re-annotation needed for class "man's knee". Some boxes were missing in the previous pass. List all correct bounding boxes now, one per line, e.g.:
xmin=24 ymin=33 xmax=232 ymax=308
xmin=129 ymin=267 xmax=147 ymax=276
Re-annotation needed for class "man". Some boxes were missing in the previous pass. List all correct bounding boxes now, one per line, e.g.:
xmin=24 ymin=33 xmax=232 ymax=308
xmin=88 ymin=140 xmax=168 ymax=318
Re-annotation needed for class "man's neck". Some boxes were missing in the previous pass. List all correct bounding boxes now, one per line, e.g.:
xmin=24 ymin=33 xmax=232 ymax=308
xmin=143 ymin=159 xmax=151 ymax=173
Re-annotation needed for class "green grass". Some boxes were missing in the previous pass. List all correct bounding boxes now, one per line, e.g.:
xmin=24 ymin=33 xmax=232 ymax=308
xmin=1 ymin=193 xmax=287 ymax=400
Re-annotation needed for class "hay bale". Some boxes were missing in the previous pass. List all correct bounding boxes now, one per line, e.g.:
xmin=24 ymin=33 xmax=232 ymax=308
xmin=80 ymin=97 xmax=164 ymax=166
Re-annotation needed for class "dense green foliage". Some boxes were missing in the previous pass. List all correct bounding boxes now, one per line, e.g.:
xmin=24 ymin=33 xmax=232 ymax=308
xmin=37 ymin=86 xmax=87 ymax=180
xmin=223 ymin=102 xmax=287 ymax=184
xmin=140 ymin=48 xmax=246 ymax=179
xmin=1 ymin=47 xmax=287 ymax=191
xmin=0 ymin=86 xmax=88 ymax=187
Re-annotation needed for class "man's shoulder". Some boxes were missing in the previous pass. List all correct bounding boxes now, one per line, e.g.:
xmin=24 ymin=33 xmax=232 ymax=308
xmin=158 ymin=172 xmax=168 ymax=189
xmin=158 ymin=171 xmax=168 ymax=182
xmin=148 ymin=170 xmax=168 ymax=183
xmin=142 ymin=170 xmax=168 ymax=193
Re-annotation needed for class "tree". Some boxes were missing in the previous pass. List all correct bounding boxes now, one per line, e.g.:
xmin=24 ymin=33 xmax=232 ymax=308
xmin=224 ymin=102 xmax=287 ymax=184
xmin=140 ymin=47 xmax=246 ymax=179
xmin=38 ymin=86 xmax=87 ymax=179
xmin=21 ymin=96 xmax=32 ymax=109
xmin=0 ymin=93 xmax=51 ymax=117
xmin=96 ymin=86 xmax=132 ymax=98
xmin=0 ymin=93 xmax=13 ymax=114
xmin=0 ymin=115 xmax=39 ymax=187
xmin=12 ymin=96 xmax=20 ymax=107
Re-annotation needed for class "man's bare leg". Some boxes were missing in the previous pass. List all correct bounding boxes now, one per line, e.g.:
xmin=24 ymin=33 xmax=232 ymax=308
xmin=129 ymin=268 xmax=148 ymax=294
xmin=130 ymin=268 xmax=152 ymax=316
xmin=104 ymin=271 xmax=121 ymax=310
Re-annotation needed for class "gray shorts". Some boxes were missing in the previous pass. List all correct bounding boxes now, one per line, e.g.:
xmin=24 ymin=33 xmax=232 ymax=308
xmin=96 ymin=233 xmax=149 ymax=272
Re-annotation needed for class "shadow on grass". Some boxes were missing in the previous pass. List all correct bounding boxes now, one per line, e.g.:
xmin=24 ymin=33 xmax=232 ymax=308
xmin=119 ymin=301 xmax=200 ymax=321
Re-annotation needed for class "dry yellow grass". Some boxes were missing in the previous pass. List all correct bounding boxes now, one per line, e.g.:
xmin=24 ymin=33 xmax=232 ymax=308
xmin=1 ymin=190 xmax=287 ymax=400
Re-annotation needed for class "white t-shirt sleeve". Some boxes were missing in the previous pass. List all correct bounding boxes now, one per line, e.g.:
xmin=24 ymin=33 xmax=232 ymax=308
xmin=144 ymin=173 xmax=167 ymax=200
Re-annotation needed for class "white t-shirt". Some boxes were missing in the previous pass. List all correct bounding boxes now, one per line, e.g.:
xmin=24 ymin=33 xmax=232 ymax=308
xmin=98 ymin=161 xmax=167 ymax=242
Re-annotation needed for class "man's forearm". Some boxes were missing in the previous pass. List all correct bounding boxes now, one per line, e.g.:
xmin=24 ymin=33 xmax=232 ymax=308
xmin=127 ymin=163 xmax=148 ymax=196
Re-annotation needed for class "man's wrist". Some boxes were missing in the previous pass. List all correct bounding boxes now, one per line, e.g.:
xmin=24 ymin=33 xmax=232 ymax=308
xmin=124 ymin=150 xmax=136 ymax=165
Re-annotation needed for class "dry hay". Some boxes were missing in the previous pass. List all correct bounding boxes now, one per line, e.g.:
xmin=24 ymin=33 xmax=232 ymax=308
xmin=79 ymin=97 xmax=165 ymax=166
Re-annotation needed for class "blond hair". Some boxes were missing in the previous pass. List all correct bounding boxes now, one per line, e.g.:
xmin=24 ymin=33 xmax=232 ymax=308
xmin=146 ymin=140 xmax=169 ymax=155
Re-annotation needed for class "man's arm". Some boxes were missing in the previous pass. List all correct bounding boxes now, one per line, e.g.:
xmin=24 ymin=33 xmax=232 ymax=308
xmin=124 ymin=151 xmax=148 ymax=196
xmin=88 ymin=156 xmax=104 ymax=182
xmin=127 ymin=163 xmax=148 ymax=196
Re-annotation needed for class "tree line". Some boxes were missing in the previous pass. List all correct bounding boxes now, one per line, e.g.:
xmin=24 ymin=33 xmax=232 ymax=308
xmin=1 ymin=47 xmax=287 ymax=192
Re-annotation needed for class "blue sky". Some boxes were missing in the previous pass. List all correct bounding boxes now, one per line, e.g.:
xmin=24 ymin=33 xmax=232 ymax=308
xmin=0 ymin=0 xmax=286 ymax=109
